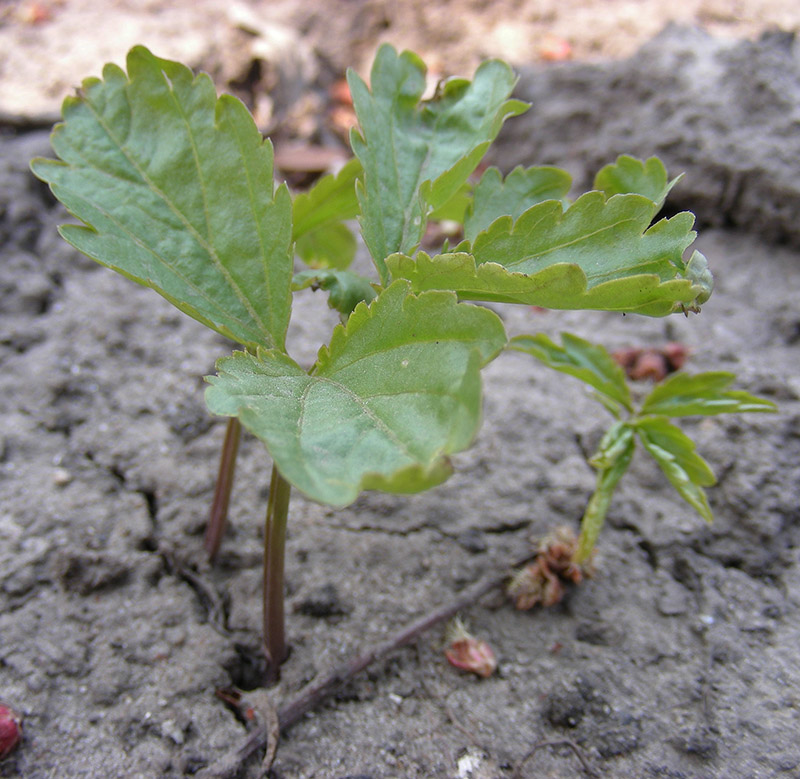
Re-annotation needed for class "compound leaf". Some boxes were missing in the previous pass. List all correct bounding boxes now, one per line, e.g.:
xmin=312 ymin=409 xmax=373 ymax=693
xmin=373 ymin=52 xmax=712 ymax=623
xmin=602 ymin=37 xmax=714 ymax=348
xmin=31 ymin=46 xmax=293 ymax=351
xmin=205 ymin=280 xmax=507 ymax=506
xmin=465 ymin=165 xmax=571 ymax=242
xmin=594 ymin=155 xmax=682 ymax=210
xmin=348 ymin=44 xmax=527 ymax=282
xmin=635 ymin=416 xmax=715 ymax=522
xmin=510 ymin=332 xmax=632 ymax=414
xmin=642 ymin=371 xmax=778 ymax=417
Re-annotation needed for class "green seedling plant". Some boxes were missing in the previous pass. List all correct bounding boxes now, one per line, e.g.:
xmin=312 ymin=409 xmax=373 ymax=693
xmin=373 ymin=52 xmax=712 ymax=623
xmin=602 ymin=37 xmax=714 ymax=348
xmin=508 ymin=332 xmax=776 ymax=608
xmin=32 ymin=44 xmax=713 ymax=681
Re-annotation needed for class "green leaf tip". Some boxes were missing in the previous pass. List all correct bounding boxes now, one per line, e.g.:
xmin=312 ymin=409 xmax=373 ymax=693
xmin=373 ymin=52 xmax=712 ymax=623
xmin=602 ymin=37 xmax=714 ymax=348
xmin=642 ymin=371 xmax=778 ymax=417
xmin=31 ymin=45 xmax=294 ymax=351
xmin=635 ymin=416 xmax=715 ymax=522
xmin=594 ymin=154 xmax=683 ymax=210
xmin=205 ymin=281 xmax=507 ymax=507
xmin=510 ymin=332 xmax=632 ymax=414
xmin=348 ymin=44 xmax=528 ymax=282
xmin=465 ymin=165 xmax=572 ymax=243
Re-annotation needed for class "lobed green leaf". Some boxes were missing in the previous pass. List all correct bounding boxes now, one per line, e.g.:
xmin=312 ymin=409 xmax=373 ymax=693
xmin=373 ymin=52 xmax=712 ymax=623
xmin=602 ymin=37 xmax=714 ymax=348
xmin=205 ymin=281 xmax=507 ymax=506
xmin=593 ymin=155 xmax=682 ymax=210
xmin=31 ymin=46 xmax=293 ymax=351
xmin=387 ymin=250 xmax=706 ymax=316
xmin=469 ymin=191 xmax=695 ymax=284
xmin=635 ymin=416 xmax=715 ymax=522
xmin=642 ymin=371 xmax=779 ymax=417
xmin=464 ymin=165 xmax=571 ymax=242
xmin=510 ymin=332 xmax=632 ymax=414
xmin=348 ymin=44 xmax=527 ymax=282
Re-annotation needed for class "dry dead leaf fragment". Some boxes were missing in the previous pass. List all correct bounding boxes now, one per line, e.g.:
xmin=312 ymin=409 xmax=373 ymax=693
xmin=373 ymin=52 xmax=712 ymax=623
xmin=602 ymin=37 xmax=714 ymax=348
xmin=444 ymin=617 xmax=497 ymax=677
xmin=612 ymin=342 xmax=690 ymax=382
xmin=508 ymin=527 xmax=592 ymax=610
xmin=0 ymin=703 xmax=22 ymax=759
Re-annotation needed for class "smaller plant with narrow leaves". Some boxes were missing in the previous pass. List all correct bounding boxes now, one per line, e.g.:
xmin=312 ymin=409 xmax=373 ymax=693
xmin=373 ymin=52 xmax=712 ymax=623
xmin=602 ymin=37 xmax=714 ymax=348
xmin=32 ymin=45 xmax=714 ymax=682
xmin=507 ymin=332 xmax=777 ymax=608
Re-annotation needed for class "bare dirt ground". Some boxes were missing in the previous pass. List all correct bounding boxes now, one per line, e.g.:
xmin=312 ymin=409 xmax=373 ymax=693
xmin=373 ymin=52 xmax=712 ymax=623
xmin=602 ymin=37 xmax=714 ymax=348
xmin=2 ymin=0 xmax=800 ymax=120
xmin=2 ymin=2 xmax=800 ymax=778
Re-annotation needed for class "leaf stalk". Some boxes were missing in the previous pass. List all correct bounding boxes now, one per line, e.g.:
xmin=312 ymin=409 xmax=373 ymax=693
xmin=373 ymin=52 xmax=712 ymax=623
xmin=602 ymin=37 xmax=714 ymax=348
xmin=204 ymin=418 xmax=242 ymax=561
xmin=263 ymin=464 xmax=291 ymax=683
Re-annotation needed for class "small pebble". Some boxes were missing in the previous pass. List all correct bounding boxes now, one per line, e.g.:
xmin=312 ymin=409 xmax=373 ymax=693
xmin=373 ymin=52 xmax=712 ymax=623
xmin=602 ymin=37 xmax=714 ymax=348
xmin=53 ymin=467 xmax=72 ymax=486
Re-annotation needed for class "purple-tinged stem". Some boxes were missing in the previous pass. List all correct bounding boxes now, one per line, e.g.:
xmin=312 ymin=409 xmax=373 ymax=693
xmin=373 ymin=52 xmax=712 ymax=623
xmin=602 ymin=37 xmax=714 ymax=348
xmin=263 ymin=464 xmax=291 ymax=683
xmin=204 ymin=418 xmax=242 ymax=562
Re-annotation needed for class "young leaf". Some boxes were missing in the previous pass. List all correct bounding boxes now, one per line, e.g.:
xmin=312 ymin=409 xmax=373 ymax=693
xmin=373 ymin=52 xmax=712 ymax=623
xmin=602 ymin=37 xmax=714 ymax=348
xmin=683 ymin=250 xmax=713 ymax=310
xmin=31 ymin=46 xmax=293 ymax=351
xmin=642 ymin=371 xmax=779 ymax=417
xmin=593 ymin=155 xmax=682 ymax=210
xmin=348 ymin=44 xmax=527 ymax=282
xmin=205 ymin=281 xmax=507 ymax=507
xmin=509 ymin=333 xmax=632 ymax=414
xmin=292 ymin=268 xmax=377 ymax=316
xmin=470 ymin=192 xmax=694 ymax=284
xmin=576 ymin=423 xmax=636 ymax=562
xmin=635 ymin=416 xmax=715 ymax=522
xmin=387 ymin=250 xmax=706 ymax=316
xmin=294 ymin=223 xmax=357 ymax=271
xmin=291 ymin=157 xmax=361 ymax=244
xmin=464 ymin=166 xmax=572 ymax=242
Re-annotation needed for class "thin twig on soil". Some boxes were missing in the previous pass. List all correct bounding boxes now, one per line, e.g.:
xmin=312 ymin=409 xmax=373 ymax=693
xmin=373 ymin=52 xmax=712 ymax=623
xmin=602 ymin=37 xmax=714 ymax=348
xmin=197 ymin=550 xmax=536 ymax=778
xmin=513 ymin=738 xmax=599 ymax=778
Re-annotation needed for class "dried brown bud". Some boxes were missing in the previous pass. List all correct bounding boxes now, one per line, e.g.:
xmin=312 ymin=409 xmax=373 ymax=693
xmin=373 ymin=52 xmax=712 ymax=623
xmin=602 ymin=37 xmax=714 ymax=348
xmin=444 ymin=618 xmax=497 ymax=678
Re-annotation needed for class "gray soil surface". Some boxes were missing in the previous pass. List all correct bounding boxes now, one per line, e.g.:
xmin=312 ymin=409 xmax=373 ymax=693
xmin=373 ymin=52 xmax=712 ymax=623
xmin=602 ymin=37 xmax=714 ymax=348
xmin=2 ymin=24 xmax=800 ymax=779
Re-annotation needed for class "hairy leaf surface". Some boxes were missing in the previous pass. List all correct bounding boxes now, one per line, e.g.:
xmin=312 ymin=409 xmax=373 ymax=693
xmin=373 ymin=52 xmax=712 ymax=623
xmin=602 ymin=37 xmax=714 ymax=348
xmin=511 ymin=333 xmax=632 ymax=414
xmin=31 ymin=46 xmax=293 ymax=350
xmin=594 ymin=155 xmax=681 ymax=210
xmin=465 ymin=165 xmax=571 ymax=242
xmin=205 ymin=281 xmax=507 ymax=506
xmin=348 ymin=44 xmax=527 ymax=281
xmin=642 ymin=371 xmax=778 ymax=417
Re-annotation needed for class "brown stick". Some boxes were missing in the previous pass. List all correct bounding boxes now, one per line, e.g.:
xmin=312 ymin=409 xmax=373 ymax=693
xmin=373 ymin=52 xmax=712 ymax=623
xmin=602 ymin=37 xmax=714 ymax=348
xmin=514 ymin=738 xmax=599 ymax=778
xmin=198 ymin=551 xmax=534 ymax=778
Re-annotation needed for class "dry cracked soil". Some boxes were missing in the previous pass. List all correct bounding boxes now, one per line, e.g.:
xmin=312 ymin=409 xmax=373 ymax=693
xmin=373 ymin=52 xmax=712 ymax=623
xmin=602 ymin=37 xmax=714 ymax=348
xmin=1 ymin=5 xmax=800 ymax=779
